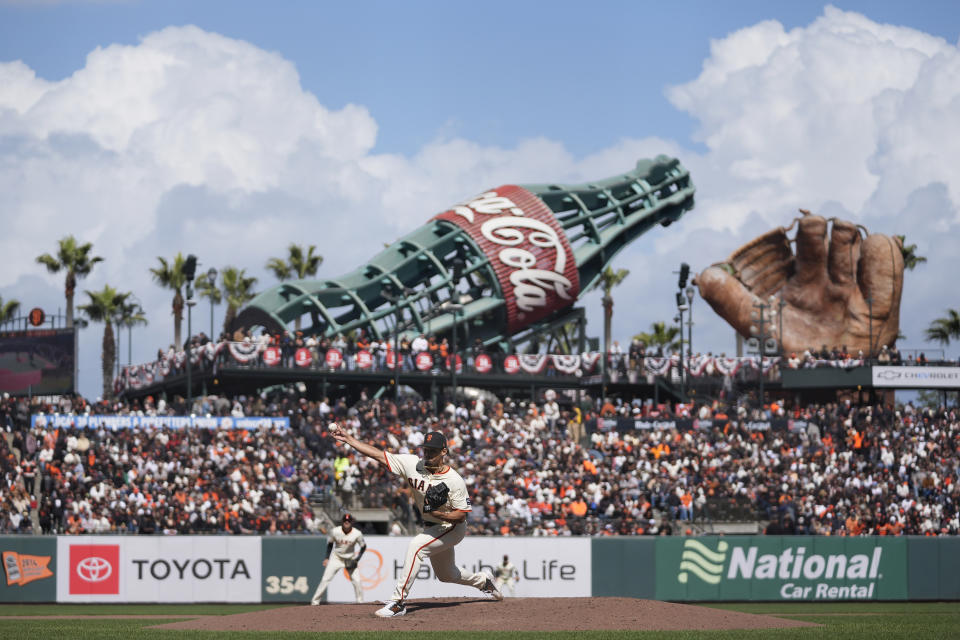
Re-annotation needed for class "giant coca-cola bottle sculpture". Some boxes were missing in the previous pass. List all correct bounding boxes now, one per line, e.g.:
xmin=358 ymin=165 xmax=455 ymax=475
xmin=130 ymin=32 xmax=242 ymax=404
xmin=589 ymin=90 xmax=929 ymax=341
xmin=235 ymin=155 xmax=695 ymax=349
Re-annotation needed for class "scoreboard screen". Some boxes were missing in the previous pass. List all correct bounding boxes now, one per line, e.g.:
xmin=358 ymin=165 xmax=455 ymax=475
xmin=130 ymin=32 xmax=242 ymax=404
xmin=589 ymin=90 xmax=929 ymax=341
xmin=0 ymin=328 xmax=76 ymax=396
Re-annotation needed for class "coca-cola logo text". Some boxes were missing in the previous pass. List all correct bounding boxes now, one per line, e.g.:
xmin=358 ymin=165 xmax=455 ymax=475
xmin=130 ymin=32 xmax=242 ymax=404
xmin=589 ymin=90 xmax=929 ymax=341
xmin=435 ymin=186 xmax=580 ymax=332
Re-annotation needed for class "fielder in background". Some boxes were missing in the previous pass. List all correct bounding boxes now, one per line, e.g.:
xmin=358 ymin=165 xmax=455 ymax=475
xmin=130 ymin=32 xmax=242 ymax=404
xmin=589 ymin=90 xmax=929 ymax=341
xmin=494 ymin=554 xmax=519 ymax=597
xmin=310 ymin=513 xmax=366 ymax=604
xmin=328 ymin=423 xmax=501 ymax=618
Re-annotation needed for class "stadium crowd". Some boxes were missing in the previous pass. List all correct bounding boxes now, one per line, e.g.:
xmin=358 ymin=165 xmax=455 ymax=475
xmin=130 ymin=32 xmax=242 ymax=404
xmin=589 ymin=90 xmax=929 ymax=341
xmin=2 ymin=383 xmax=958 ymax=538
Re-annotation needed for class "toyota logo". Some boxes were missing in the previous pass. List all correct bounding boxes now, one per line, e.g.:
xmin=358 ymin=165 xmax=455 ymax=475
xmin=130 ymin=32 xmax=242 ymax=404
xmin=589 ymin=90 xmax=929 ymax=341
xmin=76 ymin=556 xmax=113 ymax=582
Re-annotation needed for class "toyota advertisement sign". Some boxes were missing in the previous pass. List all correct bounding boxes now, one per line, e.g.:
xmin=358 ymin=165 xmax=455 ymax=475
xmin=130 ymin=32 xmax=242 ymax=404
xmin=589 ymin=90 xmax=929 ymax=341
xmin=56 ymin=537 xmax=261 ymax=602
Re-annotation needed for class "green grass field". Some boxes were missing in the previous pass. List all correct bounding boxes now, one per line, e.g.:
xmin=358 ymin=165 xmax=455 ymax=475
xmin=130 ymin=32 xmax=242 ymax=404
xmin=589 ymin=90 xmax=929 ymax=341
xmin=0 ymin=602 xmax=956 ymax=639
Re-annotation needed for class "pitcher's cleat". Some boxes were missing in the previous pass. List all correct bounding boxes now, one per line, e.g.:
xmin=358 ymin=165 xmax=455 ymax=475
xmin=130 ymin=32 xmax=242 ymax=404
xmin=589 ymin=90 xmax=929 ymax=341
xmin=480 ymin=572 xmax=503 ymax=601
xmin=374 ymin=600 xmax=407 ymax=618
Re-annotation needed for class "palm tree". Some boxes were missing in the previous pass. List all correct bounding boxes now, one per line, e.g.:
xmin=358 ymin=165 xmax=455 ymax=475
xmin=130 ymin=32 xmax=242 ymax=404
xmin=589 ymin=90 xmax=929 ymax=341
xmin=588 ymin=266 xmax=630 ymax=370
xmin=115 ymin=299 xmax=148 ymax=369
xmin=896 ymin=235 xmax=927 ymax=271
xmin=35 ymin=235 xmax=104 ymax=328
xmin=220 ymin=267 xmax=258 ymax=336
xmin=924 ymin=309 xmax=960 ymax=346
xmin=149 ymin=254 xmax=189 ymax=349
xmin=635 ymin=321 xmax=682 ymax=354
xmin=265 ymin=244 xmax=322 ymax=330
xmin=78 ymin=285 xmax=130 ymax=399
xmin=0 ymin=296 xmax=20 ymax=326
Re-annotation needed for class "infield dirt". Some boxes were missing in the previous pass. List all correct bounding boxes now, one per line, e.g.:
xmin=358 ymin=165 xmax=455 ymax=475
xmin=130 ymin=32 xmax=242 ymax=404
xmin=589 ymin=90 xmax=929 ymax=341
xmin=154 ymin=597 xmax=817 ymax=632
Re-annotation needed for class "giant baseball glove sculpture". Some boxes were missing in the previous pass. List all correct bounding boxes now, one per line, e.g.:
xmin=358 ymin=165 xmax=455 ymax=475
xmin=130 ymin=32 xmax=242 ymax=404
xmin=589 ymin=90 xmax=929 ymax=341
xmin=695 ymin=211 xmax=904 ymax=355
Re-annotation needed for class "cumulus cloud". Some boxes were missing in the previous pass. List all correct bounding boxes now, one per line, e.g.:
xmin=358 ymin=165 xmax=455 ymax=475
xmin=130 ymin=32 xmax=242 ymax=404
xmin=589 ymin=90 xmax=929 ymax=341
xmin=2 ymin=8 xmax=958 ymax=398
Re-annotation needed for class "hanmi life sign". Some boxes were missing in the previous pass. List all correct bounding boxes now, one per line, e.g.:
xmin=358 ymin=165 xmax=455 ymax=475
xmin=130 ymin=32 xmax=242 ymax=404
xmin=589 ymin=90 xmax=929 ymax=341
xmin=871 ymin=366 xmax=960 ymax=389
xmin=656 ymin=537 xmax=907 ymax=601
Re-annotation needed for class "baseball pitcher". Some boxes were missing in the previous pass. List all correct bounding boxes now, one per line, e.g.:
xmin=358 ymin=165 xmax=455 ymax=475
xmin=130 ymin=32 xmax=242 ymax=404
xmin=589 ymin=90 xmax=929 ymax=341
xmin=328 ymin=423 xmax=502 ymax=618
xmin=310 ymin=513 xmax=366 ymax=604
xmin=495 ymin=554 xmax=519 ymax=597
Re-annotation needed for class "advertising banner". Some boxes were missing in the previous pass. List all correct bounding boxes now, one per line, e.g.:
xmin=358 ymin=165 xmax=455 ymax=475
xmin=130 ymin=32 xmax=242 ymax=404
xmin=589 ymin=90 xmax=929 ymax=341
xmin=56 ymin=536 xmax=261 ymax=602
xmin=655 ymin=536 xmax=907 ymax=601
xmin=32 ymin=414 xmax=290 ymax=431
xmin=872 ymin=366 xmax=960 ymax=388
xmin=590 ymin=417 xmax=790 ymax=434
xmin=322 ymin=536 xmax=590 ymax=603
xmin=0 ymin=536 xmax=56 ymax=602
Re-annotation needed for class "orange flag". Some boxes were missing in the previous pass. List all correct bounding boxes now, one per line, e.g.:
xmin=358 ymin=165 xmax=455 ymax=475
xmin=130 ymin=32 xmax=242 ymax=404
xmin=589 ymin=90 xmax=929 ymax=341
xmin=3 ymin=551 xmax=54 ymax=586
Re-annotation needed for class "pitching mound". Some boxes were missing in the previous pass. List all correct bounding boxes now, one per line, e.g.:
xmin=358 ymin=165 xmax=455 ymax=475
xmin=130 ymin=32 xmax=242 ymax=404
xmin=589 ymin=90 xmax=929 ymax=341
xmin=153 ymin=597 xmax=816 ymax=632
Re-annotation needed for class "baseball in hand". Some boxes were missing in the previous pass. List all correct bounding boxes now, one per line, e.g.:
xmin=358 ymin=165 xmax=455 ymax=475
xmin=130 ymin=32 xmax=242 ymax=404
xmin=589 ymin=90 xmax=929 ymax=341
xmin=328 ymin=422 xmax=347 ymax=443
xmin=696 ymin=212 xmax=904 ymax=355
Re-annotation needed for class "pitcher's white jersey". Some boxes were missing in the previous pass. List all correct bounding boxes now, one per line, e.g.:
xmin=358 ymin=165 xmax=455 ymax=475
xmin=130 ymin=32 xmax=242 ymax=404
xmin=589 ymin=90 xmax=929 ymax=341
xmin=328 ymin=525 xmax=365 ymax=559
xmin=382 ymin=451 xmax=471 ymax=524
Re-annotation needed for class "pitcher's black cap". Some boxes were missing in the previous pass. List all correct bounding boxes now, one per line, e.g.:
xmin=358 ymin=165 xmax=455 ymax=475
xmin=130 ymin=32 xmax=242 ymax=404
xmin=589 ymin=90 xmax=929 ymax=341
xmin=342 ymin=513 xmax=355 ymax=523
xmin=424 ymin=431 xmax=447 ymax=449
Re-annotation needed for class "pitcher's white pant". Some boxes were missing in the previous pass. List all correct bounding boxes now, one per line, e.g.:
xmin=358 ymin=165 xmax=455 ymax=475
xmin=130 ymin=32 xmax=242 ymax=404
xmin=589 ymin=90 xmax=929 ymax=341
xmin=392 ymin=520 xmax=486 ymax=602
xmin=495 ymin=577 xmax=517 ymax=597
xmin=311 ymin=555 xmax=363 ymax=604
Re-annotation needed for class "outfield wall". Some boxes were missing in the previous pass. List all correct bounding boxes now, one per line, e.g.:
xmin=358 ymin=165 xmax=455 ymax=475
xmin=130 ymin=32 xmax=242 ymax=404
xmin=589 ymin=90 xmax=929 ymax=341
xmin=2 ymin=535 xmax=957 ymax=602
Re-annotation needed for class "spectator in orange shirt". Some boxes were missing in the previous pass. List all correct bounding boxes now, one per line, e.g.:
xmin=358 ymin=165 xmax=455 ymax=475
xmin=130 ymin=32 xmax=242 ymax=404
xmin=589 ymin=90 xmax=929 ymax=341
xmin=679 ymin=491 xmax=693 ymax=521
xmin=845 ymin=512 xmax=865 ymax=536
xmin=600 ymin=399 xmax=617 ymax=417
xmin=880 ymin=516 xmax=904 ymax=536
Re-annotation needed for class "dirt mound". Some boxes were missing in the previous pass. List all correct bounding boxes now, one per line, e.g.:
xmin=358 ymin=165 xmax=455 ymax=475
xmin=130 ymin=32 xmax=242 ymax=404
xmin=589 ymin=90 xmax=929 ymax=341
xmin=153 ymin=597 xmax=816 ymax=632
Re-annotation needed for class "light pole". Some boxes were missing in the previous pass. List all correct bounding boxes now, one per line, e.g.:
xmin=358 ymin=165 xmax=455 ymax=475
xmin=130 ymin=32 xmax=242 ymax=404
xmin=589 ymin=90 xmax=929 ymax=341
xmin=184 ymin=254 xmax=198 ymax=414
xmin=866 ymin=295 xmax=874 ymax=361
xmin=115 ymin=310 xmax=122 ymax=380
xmin=685 ymin=285 xmax=695 ymax=388
xmin=128 ymin=295 xmax=141 ymax=367
xmin=207 ymin=267 xmax=218 ymax=340
xmin=186 ymin=298 xmax=196 ymax=412
xmin=776 ymin=296 xmax=786 ymax=357
xmin=750 ymin=302 xmax=771 ymax=409
xmin=676 ymin=291 xmax=688 ymax=397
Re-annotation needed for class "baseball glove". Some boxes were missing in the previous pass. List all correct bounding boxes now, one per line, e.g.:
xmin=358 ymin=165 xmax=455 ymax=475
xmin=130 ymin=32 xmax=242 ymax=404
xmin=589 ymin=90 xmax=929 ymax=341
xmin=423 ymin=482 xmax=450 ymax=513
xmin=696 ymin=212 xmax=904 ymax=354
xmin=343 ymin=558 xmax=358 ymax=571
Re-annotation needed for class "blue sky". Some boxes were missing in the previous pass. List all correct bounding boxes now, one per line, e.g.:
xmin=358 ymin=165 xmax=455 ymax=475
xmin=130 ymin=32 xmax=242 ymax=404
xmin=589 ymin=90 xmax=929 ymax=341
xmin=6 ymin=1 xmax=957 ymax=156
xmin=1 ymin=1 xmax=958 ymax=400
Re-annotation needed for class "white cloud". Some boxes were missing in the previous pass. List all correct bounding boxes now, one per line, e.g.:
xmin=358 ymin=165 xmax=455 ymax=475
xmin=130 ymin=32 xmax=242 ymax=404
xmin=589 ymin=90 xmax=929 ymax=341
xmin=669 ymin=6 xmax=960 ymax=230
xmin=2 ymin=9 xmax=958 ymax=399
